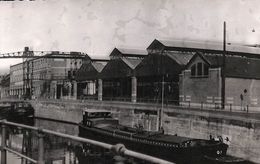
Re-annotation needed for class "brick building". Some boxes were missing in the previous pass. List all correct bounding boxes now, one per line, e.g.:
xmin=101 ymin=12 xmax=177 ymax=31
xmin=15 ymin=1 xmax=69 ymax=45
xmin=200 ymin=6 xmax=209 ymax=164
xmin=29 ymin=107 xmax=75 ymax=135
xmin=10 ymin=63 xmax=24 ymax=98
xmin=0 ymin=74 xmax=10 ymax=99
xmin=9 ymin=48 xmax=85 ymax=99
xmin=180 ymin=52 xmax=260 ymax=111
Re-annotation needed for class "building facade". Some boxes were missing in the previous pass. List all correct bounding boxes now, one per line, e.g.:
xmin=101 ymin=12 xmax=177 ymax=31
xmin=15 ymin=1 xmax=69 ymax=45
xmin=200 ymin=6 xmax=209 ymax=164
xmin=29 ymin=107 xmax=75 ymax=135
xmin=135 ymin=39 xmax=194 ymax=103
xmin=10 ymin=63 xmax=24 ymax=98
xmin=98 ymin=48 xmax=146 ymax=102
xmin=75 ymin=58 xmax=107 ymax=100
xmin=180 ymin=52 xmax=260 ymax=111
xmin=0 ymin=74 xmax=10 ymax=99
xmin=9 ymin=49 xmax=85 ymax=100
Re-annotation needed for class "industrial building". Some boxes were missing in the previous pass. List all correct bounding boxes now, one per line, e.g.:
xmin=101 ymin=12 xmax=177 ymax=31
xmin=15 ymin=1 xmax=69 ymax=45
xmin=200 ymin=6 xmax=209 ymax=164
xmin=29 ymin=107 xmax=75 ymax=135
xmin=4 ymin=40 xmax=260 ymax=111
xmin=180 ymin=52 xmax=260 ymax=111
xmin=75 ymin=56 xmax=108 ymax=99
xmin=98 ymin=48 xmax=147 ymax=102
xmin=9 ymin=47 xmax=85 ymax=100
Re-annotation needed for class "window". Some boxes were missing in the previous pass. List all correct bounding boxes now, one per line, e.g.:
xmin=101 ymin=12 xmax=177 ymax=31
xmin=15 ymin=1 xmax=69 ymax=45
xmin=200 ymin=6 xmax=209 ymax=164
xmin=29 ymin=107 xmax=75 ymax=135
xmin=204 ymin=64 xmax=209 ymax=76
xmin=191 ymin=65 xmax=196 ymax=76
xmin=197 ymin=63 xmax=202 ymax=76
xmin=190 ymin=62 xmax=209 ymax=78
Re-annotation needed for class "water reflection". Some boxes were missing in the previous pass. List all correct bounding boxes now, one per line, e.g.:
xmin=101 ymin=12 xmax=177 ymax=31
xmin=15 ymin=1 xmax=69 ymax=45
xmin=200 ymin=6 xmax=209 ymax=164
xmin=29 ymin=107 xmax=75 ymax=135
xmin=0 ymin=105 xmax=254 ymax=164
xmin=1 ymin=117 xmax=150 ymax=164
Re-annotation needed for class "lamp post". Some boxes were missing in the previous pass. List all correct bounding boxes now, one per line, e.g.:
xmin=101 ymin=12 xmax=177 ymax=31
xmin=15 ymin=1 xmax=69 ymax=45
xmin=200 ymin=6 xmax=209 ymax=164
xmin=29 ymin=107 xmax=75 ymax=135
xmin=221 ymin=21 xmax=226 ymax=109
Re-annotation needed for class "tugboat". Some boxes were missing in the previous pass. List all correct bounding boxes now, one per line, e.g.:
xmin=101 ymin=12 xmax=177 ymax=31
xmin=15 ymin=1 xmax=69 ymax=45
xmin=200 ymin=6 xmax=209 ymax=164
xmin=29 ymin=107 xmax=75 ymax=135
xmin=79 ymin=109 xmax=228 ymax=163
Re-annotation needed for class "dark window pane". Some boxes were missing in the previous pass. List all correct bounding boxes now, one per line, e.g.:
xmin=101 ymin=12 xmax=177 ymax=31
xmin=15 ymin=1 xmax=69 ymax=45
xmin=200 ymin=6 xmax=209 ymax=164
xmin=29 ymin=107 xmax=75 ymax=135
xmin=68 ymin=71 xmax=71 ymax=79
xmin=197 ymin=63 xmax=202 ymax=76
xmin=191 ymin=65 xmax=196 ymax=76
xmin=204 ymin=64 xmax=209 ymax=76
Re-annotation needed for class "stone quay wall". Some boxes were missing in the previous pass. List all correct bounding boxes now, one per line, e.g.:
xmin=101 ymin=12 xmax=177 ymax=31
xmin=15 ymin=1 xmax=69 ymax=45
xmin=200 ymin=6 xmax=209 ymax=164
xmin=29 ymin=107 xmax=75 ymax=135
xmin=30 ymin=100 xmax=260 ymax=163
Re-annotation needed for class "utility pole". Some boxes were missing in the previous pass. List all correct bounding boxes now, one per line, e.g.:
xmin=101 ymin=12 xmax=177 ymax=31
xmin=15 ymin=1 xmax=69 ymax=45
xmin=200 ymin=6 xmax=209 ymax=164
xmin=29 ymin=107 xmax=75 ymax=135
xmin=221 ymin=21 xmax=226 ymax=109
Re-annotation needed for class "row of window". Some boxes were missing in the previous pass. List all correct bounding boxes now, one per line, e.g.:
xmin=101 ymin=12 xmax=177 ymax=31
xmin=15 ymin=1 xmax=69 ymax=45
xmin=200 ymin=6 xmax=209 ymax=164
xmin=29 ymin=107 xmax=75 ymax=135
xmin=191 ymin=62 xmax=209 ymax=77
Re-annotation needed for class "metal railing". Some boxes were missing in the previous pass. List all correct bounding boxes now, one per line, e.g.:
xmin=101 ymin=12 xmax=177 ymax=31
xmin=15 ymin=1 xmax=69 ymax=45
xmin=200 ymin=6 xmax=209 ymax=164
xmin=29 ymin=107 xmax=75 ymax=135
xmin=0 ymin=97 xmax=253 ymax=113
xmin=0 ymin=120 xmax=174 ymax=164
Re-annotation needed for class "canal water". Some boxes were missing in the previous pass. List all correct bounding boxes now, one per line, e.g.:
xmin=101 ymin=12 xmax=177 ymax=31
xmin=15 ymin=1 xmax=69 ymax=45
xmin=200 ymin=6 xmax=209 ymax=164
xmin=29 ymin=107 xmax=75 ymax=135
xmin=0 ymin=117 xmax=150 ymax=164
xmin=0 ymin=105 xmax=256 ymax=164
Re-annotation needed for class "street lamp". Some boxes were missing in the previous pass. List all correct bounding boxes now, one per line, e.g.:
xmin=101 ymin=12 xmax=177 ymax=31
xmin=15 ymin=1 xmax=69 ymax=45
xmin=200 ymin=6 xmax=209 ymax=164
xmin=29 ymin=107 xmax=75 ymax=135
xmin=221 ymin=21 xmax=226 ymax=109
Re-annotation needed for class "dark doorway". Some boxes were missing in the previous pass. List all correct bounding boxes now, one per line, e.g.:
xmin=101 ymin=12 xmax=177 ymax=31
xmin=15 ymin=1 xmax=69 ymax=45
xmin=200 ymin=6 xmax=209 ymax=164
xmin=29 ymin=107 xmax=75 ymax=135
xmin=56 ymin=84 xmax=62 ymax=99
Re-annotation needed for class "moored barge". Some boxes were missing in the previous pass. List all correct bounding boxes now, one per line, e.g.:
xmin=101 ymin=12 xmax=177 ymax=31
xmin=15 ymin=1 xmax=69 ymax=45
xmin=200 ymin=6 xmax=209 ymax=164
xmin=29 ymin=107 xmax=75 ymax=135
xmin=79 ymin=109 xmax=228 ymax=163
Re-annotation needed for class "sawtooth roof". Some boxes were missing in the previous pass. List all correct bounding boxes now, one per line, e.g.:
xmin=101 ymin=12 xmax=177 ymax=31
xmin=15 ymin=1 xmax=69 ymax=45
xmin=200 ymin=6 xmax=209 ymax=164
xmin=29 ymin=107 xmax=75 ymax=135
xmin=164 ymin=51 xmax=193 ymax=65
xmin=109 ymin=48 xmax=147 ymax=59
xmin=99 ymin=57 xmax=143 ymax=79
xmin=147 ymin=39 xmax=260 ymax=59
xmin=75 ymin=61 xmax=106 ymax=81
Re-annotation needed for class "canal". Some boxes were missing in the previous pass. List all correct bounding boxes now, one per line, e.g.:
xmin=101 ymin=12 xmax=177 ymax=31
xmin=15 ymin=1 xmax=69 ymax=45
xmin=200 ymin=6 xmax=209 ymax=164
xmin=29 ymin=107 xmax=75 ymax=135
xmin=0 ymin=104 xmax=256 ymax=164
xmin=0 ymin=116 xmax=153 ymax=164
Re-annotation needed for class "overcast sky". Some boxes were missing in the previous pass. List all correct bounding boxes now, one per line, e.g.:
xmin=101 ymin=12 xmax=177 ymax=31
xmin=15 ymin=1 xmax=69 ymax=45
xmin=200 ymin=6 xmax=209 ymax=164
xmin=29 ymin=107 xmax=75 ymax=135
xmin=0 ymin=0 xmax=260 ymax=73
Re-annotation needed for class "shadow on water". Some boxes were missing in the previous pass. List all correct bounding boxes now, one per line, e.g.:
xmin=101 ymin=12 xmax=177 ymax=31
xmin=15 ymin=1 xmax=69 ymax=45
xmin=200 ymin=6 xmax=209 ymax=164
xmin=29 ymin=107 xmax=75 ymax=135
xmin=0 ymin=105 xmax=257 ymax=164
xmin=0 ymin=105 xmax=150 ymax=164
xmin=4 ymin=121 xmax=152 ymax=164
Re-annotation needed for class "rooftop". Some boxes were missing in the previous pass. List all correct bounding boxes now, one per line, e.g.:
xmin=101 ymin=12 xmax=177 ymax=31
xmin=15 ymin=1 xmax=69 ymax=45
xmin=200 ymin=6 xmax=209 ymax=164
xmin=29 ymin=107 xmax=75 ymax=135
xmin=189 ymin=52 xmax=260 ymax=79
xmin=110 ymin=48 xmax=147 ymax=59
xmin=148 ymin=39 xmax=260 ymax=59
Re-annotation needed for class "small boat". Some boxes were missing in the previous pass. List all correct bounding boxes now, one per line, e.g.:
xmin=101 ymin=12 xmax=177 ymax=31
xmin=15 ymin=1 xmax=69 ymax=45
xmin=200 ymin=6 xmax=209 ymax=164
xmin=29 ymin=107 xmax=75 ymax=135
xmin=7 ymin=102 xmax=34 ymax=124
xmin=79 ymin=109 xmax=229 ymax=163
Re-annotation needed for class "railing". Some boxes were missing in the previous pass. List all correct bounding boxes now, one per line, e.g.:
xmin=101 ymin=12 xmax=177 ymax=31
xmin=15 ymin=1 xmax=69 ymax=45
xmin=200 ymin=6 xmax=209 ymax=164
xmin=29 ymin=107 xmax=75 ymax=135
xmin=0 ymin=97 xmax=253 ymax=113
xmin=103 ymin=96 xmax=132 ymax=102
xmin=0 ymin=120 xmax=174 ymax=164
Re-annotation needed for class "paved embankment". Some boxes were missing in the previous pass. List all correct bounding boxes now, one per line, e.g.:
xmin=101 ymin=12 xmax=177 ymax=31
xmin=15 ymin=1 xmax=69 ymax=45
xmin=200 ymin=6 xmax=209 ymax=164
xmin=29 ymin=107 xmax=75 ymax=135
xmin=22 ymin=99 xmax=260 ymax=163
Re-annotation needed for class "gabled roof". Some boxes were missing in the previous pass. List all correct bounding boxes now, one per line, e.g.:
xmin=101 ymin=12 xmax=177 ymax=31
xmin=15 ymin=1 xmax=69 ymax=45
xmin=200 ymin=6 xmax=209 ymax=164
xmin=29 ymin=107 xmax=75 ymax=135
xmin=75 ymin=61 xmax=107 ymax=81
xmin=185 ymin=52 xmax=211 ymax=68
xmin=187 ymin=52 xmax=260 ymax=79
xmin=92 ymin=62 xmax=106 ymax=73
xmin=134 ymin=52 xmax=192 ymax=78
xmin=164 ymin=51 xmax=193 ymax=65
xmin=109 ymin=48 xmax=147 ymax=59
xmin=147 ymin=39 xmax=260 ymax=59
xmin=98 ymin=48 xmax=145 ymax=79
xmin=99 ymin=57 xmax=143 ymax=79
xmin=121 ymin=58 xmax=142 ymax=69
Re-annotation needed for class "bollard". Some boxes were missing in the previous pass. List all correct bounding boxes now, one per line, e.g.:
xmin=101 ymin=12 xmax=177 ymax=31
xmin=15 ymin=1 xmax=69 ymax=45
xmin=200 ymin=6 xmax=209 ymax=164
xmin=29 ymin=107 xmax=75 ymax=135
xmin=1 ymin=123 xmax=7 ymax=164
xmin=37 ymin=128 xmax=45 ymax=164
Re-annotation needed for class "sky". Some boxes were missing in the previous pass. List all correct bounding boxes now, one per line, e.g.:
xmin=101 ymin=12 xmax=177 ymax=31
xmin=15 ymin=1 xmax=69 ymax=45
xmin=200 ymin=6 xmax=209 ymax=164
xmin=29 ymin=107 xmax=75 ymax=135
xmin=0 ymin=0 xmax=260 ymax=73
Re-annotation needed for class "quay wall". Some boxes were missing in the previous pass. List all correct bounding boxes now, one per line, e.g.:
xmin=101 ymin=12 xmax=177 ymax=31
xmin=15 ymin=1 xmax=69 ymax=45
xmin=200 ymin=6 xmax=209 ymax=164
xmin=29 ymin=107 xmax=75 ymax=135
xmin=31 ymin=100 xmax=260 ymax=163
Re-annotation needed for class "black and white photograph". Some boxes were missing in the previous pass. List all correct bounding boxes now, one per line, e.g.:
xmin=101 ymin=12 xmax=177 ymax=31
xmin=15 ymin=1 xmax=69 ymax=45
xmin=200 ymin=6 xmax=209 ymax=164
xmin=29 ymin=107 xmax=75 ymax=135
xmin=0 ymin=0 xmax=259 ymax=163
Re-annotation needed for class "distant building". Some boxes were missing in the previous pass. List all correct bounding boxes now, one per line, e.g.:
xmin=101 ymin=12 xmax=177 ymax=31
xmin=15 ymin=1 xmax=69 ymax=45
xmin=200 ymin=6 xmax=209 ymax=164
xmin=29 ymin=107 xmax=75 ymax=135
xmin=75 ymin=57 xmax=108 ymax=99
xmin=10 ymin=63 xmax=23 ymax=99
xmin=98 ymin=48 xmax=147 ymax=102
xmin=135 ymin=39 xmax=193 ymax=103
xmin=0 ymin=74 xmax=10 ymax=99
xmin=9 ymin=47 xmax=86 ymax=99
xmin=0 ymin=75 xmax=5 ymax=81
xmin=180 ymin=52 xmax=260 ymax=111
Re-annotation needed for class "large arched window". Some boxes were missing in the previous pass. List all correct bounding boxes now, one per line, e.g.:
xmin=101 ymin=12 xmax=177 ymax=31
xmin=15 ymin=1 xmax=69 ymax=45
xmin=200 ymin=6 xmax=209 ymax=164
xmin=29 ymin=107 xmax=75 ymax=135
xmin=190 ymin=62 xmax=209 ymax=77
